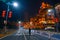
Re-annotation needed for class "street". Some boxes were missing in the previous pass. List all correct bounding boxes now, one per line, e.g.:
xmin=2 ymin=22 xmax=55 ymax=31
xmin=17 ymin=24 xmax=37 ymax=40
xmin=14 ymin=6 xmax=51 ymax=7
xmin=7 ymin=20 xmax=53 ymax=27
xmin=0 ymin=27 xmax=49 ymax=40
xmin=0 ymin=0 xmax=60 ymax=40
xmin=1 ymin=35 xmax=49 ymax=40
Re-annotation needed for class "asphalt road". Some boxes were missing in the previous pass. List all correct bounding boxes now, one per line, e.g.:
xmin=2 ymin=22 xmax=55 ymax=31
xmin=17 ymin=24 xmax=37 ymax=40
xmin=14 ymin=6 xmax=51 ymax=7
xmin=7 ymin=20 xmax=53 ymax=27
xmin=1 ymin=27 xmax=49 ymax=40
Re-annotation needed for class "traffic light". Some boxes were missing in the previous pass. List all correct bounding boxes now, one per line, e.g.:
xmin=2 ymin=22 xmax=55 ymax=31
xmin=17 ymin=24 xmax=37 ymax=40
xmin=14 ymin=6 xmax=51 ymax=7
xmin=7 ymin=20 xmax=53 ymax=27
xmin=2 ymin=10 xmax=6 ymax=18
xmin=8 ymin=11 xmax=12 ymax=18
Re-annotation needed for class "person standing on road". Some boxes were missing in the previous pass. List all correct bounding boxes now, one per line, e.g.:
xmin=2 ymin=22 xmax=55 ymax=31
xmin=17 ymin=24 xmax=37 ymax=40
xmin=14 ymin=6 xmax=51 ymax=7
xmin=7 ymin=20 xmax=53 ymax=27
xmin=29 ymin=28 xmax=31 ymax=36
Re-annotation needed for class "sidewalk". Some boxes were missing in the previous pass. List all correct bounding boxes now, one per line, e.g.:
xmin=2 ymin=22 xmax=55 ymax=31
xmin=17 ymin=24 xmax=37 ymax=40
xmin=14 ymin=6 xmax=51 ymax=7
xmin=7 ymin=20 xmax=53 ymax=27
xmin=0 ymin=29 xmax=16 ymax=38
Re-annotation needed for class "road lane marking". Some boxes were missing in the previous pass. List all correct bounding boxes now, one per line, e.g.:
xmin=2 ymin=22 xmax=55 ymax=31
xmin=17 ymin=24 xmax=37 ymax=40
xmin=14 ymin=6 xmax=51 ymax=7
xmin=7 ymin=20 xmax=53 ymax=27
xmin=35 ymin=33 xmax=49 ymax=37
xmin=23 ymin=32 xmax=27 ymax=40
xmin=30 ymin=35 xmax=39 ymax=40
xmin=22 ymin=29 xmax=28 ymax=40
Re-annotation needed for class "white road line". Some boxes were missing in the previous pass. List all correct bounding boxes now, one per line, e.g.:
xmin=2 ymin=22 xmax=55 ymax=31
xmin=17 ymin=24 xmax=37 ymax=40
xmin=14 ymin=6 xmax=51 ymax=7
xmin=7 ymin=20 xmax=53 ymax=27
xmin=35 ymin=33 xmax=49 ymax=38
xmin=23 ymin=32 xmax=27 ymax=40
xmin=30 ymin=35 xmax=39 ymax=40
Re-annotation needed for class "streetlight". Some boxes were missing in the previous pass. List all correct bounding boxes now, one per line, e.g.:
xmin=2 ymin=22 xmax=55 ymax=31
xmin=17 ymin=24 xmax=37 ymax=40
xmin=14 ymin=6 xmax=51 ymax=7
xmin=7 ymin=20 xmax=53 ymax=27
xmin=4 ymin=2 xmax=18 ymax=32
xmin=18 ymin=21 xmax=21 ymax=33
xmin=18 ymin=21 xmax=21 ymax=24
xmin=13 ymin=2 xmax=18 ymax=7
xmin=6 ymin=2 xmax=18 ymax=21
xmin=48 ymin=9 xmax=54 ymax=13
xmin=48 ymin=9 xmax=52 ymax=12
xmin=18 ymin=21 xmax=21 ymax=28
xmin=48 ymin=9 xmax=54 ymax=15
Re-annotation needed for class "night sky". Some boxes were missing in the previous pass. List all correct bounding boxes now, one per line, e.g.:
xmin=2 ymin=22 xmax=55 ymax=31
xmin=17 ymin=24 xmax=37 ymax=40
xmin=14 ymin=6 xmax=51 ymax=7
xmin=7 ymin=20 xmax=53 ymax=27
xmin=0 ymin=0 xmax=60 ymax=21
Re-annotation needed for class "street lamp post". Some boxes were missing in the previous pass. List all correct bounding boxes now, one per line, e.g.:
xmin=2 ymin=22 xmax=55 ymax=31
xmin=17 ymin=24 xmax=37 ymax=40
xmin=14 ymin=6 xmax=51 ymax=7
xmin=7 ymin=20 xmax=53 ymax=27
xmin=4 ymin=2 xmax=18 ymax=33
xmin=6 ymin=2 xmax=18 ymax=21
xmin=4 ymin=2 xmax=10 ymax=33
